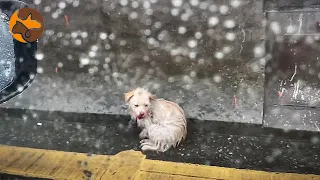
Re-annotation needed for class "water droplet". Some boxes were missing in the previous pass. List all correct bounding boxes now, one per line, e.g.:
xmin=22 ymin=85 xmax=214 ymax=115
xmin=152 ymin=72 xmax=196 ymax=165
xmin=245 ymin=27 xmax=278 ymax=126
xmin=223 ymin=19 xmax=236 ymax=28
xmin=208 ymin=16 xmax=219 ymax=27
xmin=188 ymin=39 xmax=197 ymax=48
xmin=219 ymin=5 xmax=229 ymax=15
xmin=172 ymin=0 xmax=183 ymax=7
xmin=35 ymin=53 xmax=44 ymax=60
xmin=215 ymin=52 xmax=224 ymax=59
xmin=178 ymin=26 xmax=187 ymax=34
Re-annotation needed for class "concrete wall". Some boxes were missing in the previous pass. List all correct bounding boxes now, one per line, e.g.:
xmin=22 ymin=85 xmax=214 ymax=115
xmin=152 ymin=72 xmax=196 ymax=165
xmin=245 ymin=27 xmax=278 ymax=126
xmin=1 ymin=0 xmax=266 ymax=124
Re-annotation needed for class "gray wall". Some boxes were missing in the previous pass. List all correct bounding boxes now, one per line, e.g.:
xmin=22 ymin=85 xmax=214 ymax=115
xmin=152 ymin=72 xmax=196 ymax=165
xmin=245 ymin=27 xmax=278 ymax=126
xmin=1 ymin=0 xmax=266 ymax=124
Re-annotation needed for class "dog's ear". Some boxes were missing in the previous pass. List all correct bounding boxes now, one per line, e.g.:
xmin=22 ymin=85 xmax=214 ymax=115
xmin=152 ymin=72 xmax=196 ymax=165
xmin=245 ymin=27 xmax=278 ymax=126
xmin=149 ymin=93 xmax=156 ymax=100
xmin=124 ymin=91 xmax=134 ymax=102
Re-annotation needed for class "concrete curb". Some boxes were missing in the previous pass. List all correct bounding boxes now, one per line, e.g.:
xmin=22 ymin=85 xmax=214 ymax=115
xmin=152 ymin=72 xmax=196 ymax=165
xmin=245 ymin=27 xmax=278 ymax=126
xmin=0 ymin=145 xmax=319 ymax=180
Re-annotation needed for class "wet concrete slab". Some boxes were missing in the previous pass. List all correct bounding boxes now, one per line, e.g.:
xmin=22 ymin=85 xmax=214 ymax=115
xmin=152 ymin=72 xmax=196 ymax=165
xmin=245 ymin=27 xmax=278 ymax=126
xmin=0 ymin=109 xmax=319 ymax=175
xmin=263 ymin=9 xmax=320 ymax=131
xmin=0 ymin=0 xmax=265 ymax=124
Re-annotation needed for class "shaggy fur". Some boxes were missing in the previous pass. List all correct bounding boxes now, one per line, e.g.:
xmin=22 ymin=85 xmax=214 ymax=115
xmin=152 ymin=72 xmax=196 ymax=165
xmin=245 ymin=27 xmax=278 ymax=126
xmin=124 ymin=87 xmax=187 ymax=152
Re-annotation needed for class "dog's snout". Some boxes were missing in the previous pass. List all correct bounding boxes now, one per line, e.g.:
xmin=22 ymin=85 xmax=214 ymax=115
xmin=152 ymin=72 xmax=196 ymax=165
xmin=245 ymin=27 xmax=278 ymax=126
xmin=139 ymin=112 xmax=146 ymax=116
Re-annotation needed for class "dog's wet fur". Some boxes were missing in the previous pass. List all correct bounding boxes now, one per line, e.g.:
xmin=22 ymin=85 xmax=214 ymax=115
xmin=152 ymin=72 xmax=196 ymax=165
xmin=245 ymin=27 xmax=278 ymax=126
xmin=124 ymin=87 xmax=187 ymax=152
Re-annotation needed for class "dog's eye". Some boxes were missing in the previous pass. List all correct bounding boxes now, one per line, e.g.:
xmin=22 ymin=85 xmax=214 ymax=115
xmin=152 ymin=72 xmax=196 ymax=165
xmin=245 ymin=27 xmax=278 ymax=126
xmin=134 ymin=104 xmax=138 ymax=107
xmin=145 ymin=104 xmax=148 ymax=107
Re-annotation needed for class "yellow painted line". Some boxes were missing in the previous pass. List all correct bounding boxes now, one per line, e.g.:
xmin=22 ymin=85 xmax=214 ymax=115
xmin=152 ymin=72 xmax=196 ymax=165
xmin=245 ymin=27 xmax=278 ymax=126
xmin=0 ymin=145 xmax=318 ymax=180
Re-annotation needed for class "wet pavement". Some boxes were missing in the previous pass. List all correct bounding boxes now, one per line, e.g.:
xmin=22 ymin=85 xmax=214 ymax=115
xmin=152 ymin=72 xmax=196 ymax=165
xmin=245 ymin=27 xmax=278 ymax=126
xmin=0 ymin=108 xmax=319 ymax=175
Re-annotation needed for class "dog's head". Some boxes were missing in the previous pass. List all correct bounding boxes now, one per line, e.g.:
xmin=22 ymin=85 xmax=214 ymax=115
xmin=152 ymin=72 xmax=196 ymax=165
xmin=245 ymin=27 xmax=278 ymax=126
xmin=124 ymin=87 xmax=156 ymax=120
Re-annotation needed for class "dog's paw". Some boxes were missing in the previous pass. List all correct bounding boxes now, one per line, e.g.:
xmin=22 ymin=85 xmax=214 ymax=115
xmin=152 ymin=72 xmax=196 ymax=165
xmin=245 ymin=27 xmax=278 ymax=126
xmin=139 ymin=129 xmax=148 ymax=139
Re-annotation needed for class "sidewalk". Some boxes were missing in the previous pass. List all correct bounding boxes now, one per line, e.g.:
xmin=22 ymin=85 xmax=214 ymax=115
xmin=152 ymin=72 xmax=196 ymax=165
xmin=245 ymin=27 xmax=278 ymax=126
xmin=0 ymin=145 xmax=319 ymax=180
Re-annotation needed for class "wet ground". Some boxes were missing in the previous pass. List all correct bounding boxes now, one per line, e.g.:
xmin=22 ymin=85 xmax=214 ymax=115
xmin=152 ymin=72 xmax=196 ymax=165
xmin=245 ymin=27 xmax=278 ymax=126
xmin=0 ymin=108 xmax=319 ymax=175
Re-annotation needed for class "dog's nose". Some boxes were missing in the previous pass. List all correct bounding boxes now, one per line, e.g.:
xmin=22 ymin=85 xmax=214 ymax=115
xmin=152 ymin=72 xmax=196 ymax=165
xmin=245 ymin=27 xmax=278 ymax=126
xmin=139 ymin=112 xmax=145 ymax=116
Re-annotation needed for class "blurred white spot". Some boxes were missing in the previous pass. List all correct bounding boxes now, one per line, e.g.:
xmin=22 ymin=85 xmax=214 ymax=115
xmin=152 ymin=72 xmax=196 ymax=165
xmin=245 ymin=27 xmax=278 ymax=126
xmin=146 ymin=9 xmax=153 ymax=15
xmin=254 ymin=46 xmax=265 ymax=58
xmin=91 ymin=45 xmax=99 ymax=51
xmin=17 ymin=85 xmax=24 ymax=92
xmin=58 ymin=2 xmax=66 ymax=9
xmin=259 ymin=57 xmax=267 ymax=66
xmin=195 ymin=32 xmax=202 ymax=39
xmin=75 ymin=39 xmax=82 ymax=45
xmin=225 ymin=32 xmax=236 ymax=41
xmin=189 ymin=51 xmax=197 ymax=59
xmin=80 ymin=57 xmax=90 ymax=65
xmin=81 ymin=32 xmax=88 ymax=38
xmin=35 ymin=53 xmax=44 ymax=60
xmin=208 ymin=16 xmax=219 ymax=27
xmin=52 ymin=12 xmax=59 ymax=19
xmin=219 ymin=5 xmax=229 ymax=15
xmin=222 ymin=46 xmax=232 ymax=54
xmin=172 ymin=0 xmax=183 ymax=7
xmin=99 ymin=32 xmax=108 ymax=40
xmin=213 ymin=74 xmax=222 ymax=83
xmin=198 ymin=58 xmax=205 ymax=65
xmin=22 ymin=115 xmax=27 ymax=122
xmin=120 ymin=40 xmax=127 ymax=46
xmin=215 ymin=52 xmax=224 ymax=59
xmin=34 ymin=0 xmax=41 ymax=5
xmin=168 ymin=77 xmax=175 ymax=83
xmin=181 ymin=13 xmax=189 ymax=21
xmin=154 ymin=22 xmax=162 ymax=28
xmin=120 ymin=0 xmax=128 ymax=6
xmin=44 ymin=6 xmax=51 ymax=12
xmin=105 ymin=57 xmax=111 ymax=63
xmin=178 ymin=26 xmax=187 ymax=34
xmin=37 ymin=67 xmax=44 ymax=73
xmin=105 ymin=44 xmax=111 ymax=50
xmin=132 ymin=1 xmax=139 ymax=8
xmin=57 ymin=62 xmax=63 ymax=68
xmin=37 ymin=122 xmax=42 ymax=126
xmin=73 ymin=0 xmax=79 ymax=7
xmin=143 ymin=56 xmax=150 ymax=62
xmin=144 ymin=29 xmax=151 ymax=36
xmin=171 ymin=8 xmax=179 ymax=16
xmin=199 ymin=2 xmax=208 ymax=9
xmin=224 ymin=19 xmax=236 ymax=28
xmin=143 ymin=1 xmax=151 ymax=8
xmin=129 ymin=12 xmax=138 ymax=19
xmin=30 ymin=74 xmax=35 ymax=79
xmin=230 ymin=0 xmax=241 ymax=8
xmin=190 ymin=71 xmax=196 ymax=77
xmin=109 ymin=33 xmax=116 ymax=40
xmin=71 ymin=32 xmax=77 ymax=38
xmin=171 ymin=48 xmax=182 ymax=56
xmin=311 ymin=136 xmax=319 ymax=144
xmin=209 ymin=5 xmax=218 ymax=12
xmin=67 ymin=55 xmax=73 ymax=60
xmin=88 ymin=51 xmax=96 ymax=57
xmin=286 ymin=25 xmax=296 ymax=34
xmin=270 ymin=21 xmax=281 ymax=35
xmin=189 ymin=0 xmax=199 ymax=6
xmin=188 ymin=39 xmax=197 ymax=48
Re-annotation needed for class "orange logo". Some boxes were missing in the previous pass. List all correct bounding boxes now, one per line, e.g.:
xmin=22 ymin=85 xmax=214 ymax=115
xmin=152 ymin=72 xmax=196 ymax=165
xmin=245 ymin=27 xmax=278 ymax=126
xmin=9 ymin=8 xmax=44 ymax=43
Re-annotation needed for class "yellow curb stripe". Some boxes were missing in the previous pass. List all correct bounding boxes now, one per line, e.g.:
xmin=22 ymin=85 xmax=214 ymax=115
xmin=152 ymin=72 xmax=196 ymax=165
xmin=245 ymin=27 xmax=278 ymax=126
xmin=0 ymin=145 xmax=318 ymax=180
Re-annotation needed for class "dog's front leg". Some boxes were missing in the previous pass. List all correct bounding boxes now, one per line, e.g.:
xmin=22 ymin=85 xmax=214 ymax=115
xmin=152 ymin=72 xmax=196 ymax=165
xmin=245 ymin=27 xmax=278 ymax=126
xmin=139 ymin=128 xmax=149 ymax=139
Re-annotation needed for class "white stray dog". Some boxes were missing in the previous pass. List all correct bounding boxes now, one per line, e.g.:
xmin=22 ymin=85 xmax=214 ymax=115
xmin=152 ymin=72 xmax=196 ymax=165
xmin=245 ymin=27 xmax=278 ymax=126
xmin=124 ymin=87 xmax=187 ymax=152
